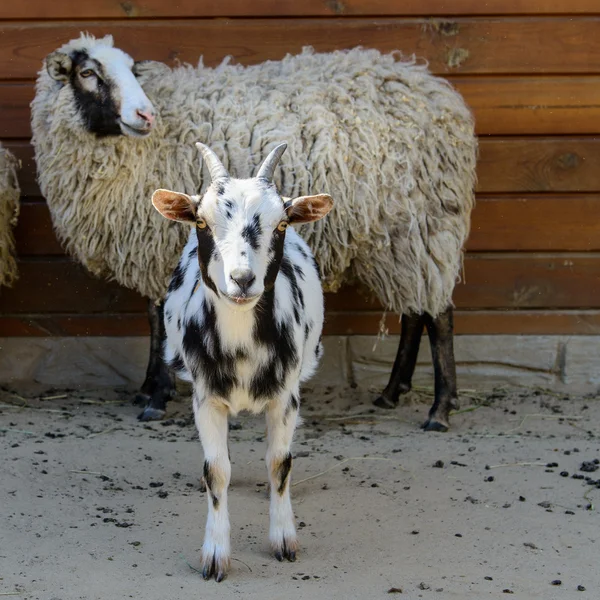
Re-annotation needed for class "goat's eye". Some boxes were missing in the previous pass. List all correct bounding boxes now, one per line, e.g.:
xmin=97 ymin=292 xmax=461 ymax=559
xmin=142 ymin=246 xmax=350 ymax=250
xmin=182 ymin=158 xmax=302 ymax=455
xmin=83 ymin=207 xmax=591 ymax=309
xmin=80 ymin=69 xmax=95 ymax=78
xmin=197 ymin=218 xmax=208 ymax=229
xmin=277 ymin=221 xmax=288 ymax=232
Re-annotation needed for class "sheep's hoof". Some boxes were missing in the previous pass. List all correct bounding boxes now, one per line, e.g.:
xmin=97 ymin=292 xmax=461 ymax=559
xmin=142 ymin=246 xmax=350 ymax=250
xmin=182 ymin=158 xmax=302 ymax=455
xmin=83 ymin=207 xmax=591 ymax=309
xmin=133 ymin=392 xmax=150 ymax=406
xmin=137 ymin=406 xmax=166 ymax=421
xmin=422 ymin=417 xmax=449 ymax=433
xmin=373 ymin=394 xmax=398 ymax=409
xmin=201 ymin=552 xmax=230 ymax=582
xmin=273 ymin=537 xmax=298 ymax=562
xmin=374 ymin=382 xmax=412 ymax=409
xmin=135 ymin=391 xmax=168 ymax=421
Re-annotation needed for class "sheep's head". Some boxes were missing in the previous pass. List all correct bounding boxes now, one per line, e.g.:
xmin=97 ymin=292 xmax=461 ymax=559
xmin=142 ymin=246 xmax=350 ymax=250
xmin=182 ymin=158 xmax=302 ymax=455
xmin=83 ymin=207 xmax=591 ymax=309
xmin=45 ymin=34 xmax=155 ymax=138
xmin=152 ymin=143 xmax=333 ymax=311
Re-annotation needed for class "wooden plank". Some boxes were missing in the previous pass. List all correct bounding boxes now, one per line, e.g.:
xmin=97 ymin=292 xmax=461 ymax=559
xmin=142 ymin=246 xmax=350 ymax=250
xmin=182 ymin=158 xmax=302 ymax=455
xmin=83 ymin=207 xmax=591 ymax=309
xmin=6 ymin=137 xmax=599 ymax=198
xmin=14 ymin=201 xmax=64 ymax=255
xmin=454 ymin=76 xmax=600 ymax=135
xmin=2 ymin=0 xmax=599 ymax=19
xmin=456 ymin=254 xmax=600 ymax=309
xmin=3 ymin=141 xmax=38 ymax=197
xmin=476 ymin=137 xmax=600 ymax=193
xmin=0 ymin=314 xmax=149 ymax=336
xmin=3 ymin=310 xmax=600 ymax=337
xmin=323 ymin=254 xmax=600 ymax=311
xmin=0 ymin=84 xmax=33 ymax=139
xmin=2 ymin=254 xmax=600 ymax=315
xmin=0 ymin=317 xmax=54 ymax=336
xmin=15 ymin=194 xmax=600 ymax=257
xmin=2 ymin=77 xmax=600 ymax=139
xmin=1 ymin=18 xmax=600 ymax=80
xmin=0 ymin=259 xmax=146 ymax=314
xmin=324 ymin=310 xmax=600 ymax=335
xmin=467 ymin=194 xmax=600 ymax=251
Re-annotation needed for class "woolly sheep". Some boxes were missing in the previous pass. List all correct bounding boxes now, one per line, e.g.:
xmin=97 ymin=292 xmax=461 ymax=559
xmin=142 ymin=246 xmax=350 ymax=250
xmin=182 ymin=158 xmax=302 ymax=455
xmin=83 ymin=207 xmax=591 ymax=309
xmin=31 ymin=33 xmax=477 ymax=430
xmin=153 ymin=141 xmax=332 ymax=580
xmin=0 ymin=143 xmax=20 ymax=289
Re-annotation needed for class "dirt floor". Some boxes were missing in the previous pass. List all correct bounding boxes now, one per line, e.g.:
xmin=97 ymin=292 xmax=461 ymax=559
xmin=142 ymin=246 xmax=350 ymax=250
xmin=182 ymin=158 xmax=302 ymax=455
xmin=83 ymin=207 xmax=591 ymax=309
xmin=1 ymin=384 xmax=599 ymax=600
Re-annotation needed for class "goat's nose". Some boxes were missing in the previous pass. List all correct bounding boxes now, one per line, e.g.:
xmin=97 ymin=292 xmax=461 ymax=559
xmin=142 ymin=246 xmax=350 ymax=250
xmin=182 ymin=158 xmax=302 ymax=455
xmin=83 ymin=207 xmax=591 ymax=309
xmin=136 ymin=108 xmax=155 ymax=127
xmin=230 ymin=269 xmax=256 ymax=293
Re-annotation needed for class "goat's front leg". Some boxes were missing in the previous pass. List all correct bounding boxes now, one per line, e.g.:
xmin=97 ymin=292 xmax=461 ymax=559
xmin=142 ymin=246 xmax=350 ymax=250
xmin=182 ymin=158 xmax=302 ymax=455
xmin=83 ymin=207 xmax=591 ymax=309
xmin=194 ymin=395 xmax=231 ymax=582
xmin=266 ymin=394 xmax=300 ymax=562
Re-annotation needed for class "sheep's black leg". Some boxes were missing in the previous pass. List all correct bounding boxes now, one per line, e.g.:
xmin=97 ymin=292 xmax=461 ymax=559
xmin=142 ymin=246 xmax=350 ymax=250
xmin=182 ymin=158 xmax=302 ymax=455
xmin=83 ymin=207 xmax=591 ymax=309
xmin=422 ymin=307 xmax=459 ymax=432
xmin=135 ymin=300 xmax=175 ymax=421
xmin=374 ymin=312 xmax=425 ymax=409
xmin=135 ymin=300 xmax=161 ymax=399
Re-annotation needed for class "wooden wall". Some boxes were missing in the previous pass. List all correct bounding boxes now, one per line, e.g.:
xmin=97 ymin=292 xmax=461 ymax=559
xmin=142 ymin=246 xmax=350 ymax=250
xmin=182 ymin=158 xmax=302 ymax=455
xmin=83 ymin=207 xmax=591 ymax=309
xmin=1 ymin=1 xmax=599 ymax=337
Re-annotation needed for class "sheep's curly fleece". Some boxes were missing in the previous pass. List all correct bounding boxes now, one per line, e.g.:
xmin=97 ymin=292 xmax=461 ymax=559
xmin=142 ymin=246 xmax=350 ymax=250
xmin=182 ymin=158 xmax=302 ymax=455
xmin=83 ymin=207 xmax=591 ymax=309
xmin=0 ymin=143 xmax=20 ymax=288
xmin=32 ymin=34 xmax=477 ymax=315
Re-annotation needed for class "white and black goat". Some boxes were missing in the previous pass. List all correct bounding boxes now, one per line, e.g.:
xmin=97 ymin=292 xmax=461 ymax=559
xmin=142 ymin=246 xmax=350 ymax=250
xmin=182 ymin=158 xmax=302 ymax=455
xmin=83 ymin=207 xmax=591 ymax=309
xmin=152 ymin=142 xmax=333 ymax=581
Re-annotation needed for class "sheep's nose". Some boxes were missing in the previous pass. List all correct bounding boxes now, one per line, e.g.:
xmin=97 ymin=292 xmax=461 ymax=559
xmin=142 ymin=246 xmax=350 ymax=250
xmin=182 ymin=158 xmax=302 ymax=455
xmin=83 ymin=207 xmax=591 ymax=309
xmin=136 ymin=108 xmax=155 ymax=127
xmin=230 ymin=269 xmax=256 ymax=293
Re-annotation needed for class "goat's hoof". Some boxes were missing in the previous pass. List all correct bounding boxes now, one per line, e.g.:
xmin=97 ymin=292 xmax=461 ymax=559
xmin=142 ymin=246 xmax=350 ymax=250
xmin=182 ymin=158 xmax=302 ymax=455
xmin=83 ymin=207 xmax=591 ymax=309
xmin=137 ymin=406 xmax=166 ymax=421
xmin=373 ymin=395 xmax=397 ymax=410
xmin=273 ymin=537 xmax=298 ymax=562
xmin=422 ymin=417 xmax=449 ymax=433
xmin=201 ymin=552 xmax=230 ymax=582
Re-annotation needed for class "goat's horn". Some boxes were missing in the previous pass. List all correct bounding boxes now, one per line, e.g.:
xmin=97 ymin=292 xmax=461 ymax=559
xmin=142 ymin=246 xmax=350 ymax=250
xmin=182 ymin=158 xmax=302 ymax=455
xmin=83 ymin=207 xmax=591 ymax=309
xmin=256 ymin=143 xmax=287 ymax=182
xmin=195 ymin=142 xmax=229 ymax=182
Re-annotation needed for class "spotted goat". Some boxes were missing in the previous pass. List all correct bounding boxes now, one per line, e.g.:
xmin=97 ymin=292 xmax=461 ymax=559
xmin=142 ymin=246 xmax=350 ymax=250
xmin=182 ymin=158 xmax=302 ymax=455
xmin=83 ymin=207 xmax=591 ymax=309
xmin=152 ymin=142 xmax=333 ymax=581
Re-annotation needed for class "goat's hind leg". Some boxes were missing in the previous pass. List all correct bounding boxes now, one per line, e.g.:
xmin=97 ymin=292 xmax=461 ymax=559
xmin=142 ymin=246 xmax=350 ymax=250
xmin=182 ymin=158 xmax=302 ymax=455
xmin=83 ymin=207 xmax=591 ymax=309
xmin=374 ymin=312 xmax=425 ymax=409
xmin=136 ymin=299 xmax=176 ymax=421
xmin=195 ymin=396 xmax=231 ymax=582
xmin=422 ymin=307 xmax=459 ymax=432
xmin=266 ymin=394 xmax=300 ymax=562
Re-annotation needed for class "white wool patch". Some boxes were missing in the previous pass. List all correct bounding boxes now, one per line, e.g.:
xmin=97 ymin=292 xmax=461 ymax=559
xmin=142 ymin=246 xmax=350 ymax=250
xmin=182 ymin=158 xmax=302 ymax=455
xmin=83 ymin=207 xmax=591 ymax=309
xmin=32 ymin=34 xmax=477 ymax=315
xmin=0 ymin=143 xmax=20 ymax=288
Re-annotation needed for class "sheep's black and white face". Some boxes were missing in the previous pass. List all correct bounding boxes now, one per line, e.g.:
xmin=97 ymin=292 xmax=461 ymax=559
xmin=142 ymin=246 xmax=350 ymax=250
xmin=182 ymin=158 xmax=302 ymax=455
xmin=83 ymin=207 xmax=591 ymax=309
xmin=46 ymin=40 xmax=155 ymax=138
xmin=152 ymin=143 xmax=333 ymax=311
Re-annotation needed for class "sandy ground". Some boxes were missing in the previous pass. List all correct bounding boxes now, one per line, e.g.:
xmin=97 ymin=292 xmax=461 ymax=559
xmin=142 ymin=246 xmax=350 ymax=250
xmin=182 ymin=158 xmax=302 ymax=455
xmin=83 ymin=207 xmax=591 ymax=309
xmin=1 ymin=384 xmax=599 ymax=600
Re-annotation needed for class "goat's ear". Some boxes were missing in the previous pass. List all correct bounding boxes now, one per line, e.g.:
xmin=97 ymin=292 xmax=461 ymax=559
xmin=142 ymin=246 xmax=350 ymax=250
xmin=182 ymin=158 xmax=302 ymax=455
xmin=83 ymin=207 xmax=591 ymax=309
xmin=46 ymin=52 xmax=73 ymax=82
xmin=152 ymin=189 xmax=196 ymax=224
xmin=285 ymin=194 xmax=334 ymax=224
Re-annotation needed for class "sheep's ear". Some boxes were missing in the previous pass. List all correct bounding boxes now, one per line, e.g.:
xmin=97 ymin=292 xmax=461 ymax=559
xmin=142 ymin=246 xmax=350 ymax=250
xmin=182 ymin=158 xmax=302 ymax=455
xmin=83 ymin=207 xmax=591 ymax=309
xmin=152 ymin=189 xmax=196 ymax=224
xmin=100 ymin=34 xmax=114 ymax=47
xmin=46 ymin=52 xmax=73 ymax=82
xmin=285 ymin=194 xmax=333 ymax=224
xmin=133 ymin=60 xmax=169 ymax=79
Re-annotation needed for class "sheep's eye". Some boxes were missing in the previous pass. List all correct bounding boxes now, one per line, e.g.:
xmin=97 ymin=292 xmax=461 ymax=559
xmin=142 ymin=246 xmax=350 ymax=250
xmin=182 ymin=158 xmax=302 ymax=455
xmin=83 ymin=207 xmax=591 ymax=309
xmin=197 ymin=218 xmax=208 ymax=229
xmin=80 ymin=69 xmax=95 ymax=78
xmin=277 ymin=221 xmax=288 ymax=232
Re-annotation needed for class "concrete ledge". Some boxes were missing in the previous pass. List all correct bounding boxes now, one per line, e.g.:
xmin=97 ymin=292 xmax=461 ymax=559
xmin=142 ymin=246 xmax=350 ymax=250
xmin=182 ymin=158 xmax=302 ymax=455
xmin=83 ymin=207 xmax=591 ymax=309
xmin=1 ymin=335 xmax=599 ymax=393
xmin=0 ymin=337 xmax=149 ymax=388
xmin=350 ymin=335 xmax=600 ymax=393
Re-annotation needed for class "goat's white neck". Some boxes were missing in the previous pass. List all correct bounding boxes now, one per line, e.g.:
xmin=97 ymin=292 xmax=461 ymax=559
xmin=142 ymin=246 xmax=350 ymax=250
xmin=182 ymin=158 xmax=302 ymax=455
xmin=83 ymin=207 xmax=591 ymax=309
xmin=212 ymin=293 xmax=259 ymax=347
